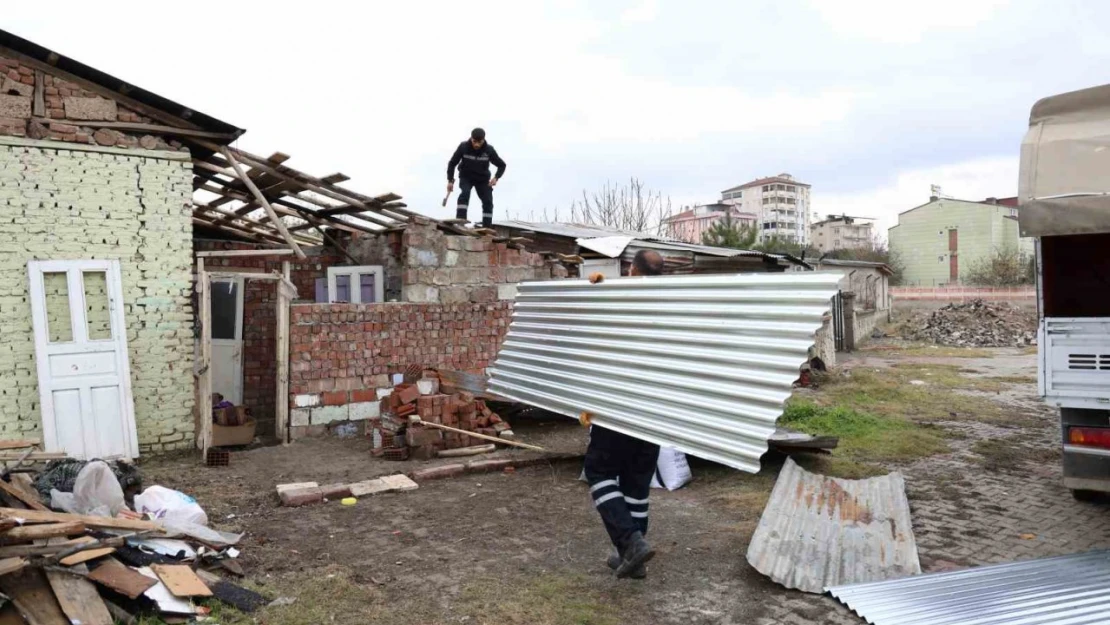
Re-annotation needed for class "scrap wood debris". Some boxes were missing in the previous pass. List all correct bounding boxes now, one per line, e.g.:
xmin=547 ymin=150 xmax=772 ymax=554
xmin=0 ymin=456 xmax=260 ymax=623
xmin=370 ymin=369 xmax=519 ymax=461
xmin=901 ymin=299 xmax=1037 ymax=347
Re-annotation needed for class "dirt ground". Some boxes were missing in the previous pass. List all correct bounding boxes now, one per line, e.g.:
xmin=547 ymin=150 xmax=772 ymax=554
xmin=139 ymin=342 xmax=1110 ymax=625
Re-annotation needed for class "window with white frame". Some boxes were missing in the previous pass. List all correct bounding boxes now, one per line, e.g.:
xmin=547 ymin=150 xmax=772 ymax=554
xmin=316 ymin=266 xmax=385 ymax=303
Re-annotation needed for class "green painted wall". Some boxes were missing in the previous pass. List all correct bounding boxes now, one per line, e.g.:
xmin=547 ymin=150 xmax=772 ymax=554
xmin=889 ymin=199 xmax=1033 ymax=286
xmin=0 ymin=138 xmax=195 ymax=453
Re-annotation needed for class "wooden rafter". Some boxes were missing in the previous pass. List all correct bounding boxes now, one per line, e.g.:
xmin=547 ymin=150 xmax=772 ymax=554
xmin=220 ymin=147 xmax=306 ymax=259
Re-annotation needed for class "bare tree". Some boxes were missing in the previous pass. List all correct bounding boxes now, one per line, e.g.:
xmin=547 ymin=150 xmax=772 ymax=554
xmin=571 ymin=178 xmax=674 ymax=235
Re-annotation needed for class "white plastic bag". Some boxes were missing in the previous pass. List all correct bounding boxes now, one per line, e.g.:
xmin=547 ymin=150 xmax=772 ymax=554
xmin=134 ymin=486 xmax=208 ymax=526
xmin=650 ymin=447 xmax=693 ymax=491
xmin=50 ymin=460 xmax=125 ymax=517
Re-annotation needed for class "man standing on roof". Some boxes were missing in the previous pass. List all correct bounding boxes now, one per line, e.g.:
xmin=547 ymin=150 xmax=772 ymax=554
xmin=582 ymin=249 xmax=664 ymax=579
xmin=447 ymin=128 xmax=506 ymax=228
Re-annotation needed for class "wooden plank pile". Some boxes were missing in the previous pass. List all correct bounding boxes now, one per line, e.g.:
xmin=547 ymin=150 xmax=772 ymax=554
xmin=370 ymin=371 xmax=517 ymax=461
xmin=0 ymin=456 xmax=264 ymax=623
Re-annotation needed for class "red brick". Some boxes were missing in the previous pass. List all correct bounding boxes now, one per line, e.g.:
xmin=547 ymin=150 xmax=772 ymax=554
xmin=322 ymin=390 xmax=348 ymax=406
xmin=351 ymin=388 xmax=376 ymax=403
xmin=320 ymin=484 xmax=353 ymax=500
xmin=397 ymin=384 xmax=420 ymax=405
xmin=411 ymin=463 xmax=466 ymax=481
xmin=280 ymin=486 xmax=324 ymax=507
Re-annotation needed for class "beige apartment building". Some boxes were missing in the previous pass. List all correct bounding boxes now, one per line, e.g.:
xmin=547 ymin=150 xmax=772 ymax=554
xmin=811 ymin=215 xmax=875 ymax=252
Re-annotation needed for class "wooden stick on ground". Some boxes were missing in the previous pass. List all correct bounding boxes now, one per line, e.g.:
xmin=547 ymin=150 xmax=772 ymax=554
xmin=0 ymin=480 xmax=48 ymax=511
xmin=410 ymin=418 xmax=544 ymax=451
xmin=0 ymin=508 xmax=163 ymax=533
xmin=2 ymin=521 xmax=85 ymax=542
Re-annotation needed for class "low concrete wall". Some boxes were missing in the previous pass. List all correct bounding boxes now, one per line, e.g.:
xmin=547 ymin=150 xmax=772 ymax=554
xmin=813 ymin=316 xmax=836 ymax=368
xmin=893 ymin=286 xmax=1035 ymax=302
xmin=854 ymin=310 xmax=883 ymax=347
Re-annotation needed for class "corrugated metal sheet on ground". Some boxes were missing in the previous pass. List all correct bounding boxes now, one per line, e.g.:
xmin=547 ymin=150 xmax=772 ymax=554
xmin=827 ymin=550 xmax=1110 ymax=625
xmin=487 ymin=273 xmax=842 ymax=472
xmin=746 ymin=458 xmax=920 ymax=593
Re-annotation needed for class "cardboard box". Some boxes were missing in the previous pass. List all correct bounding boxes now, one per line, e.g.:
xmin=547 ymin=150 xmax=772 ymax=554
xmin=212 ymin=415 xmax=257 ymax=447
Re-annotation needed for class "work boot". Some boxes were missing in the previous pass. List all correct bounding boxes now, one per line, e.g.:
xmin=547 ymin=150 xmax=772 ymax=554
xmin=607 ymin=546 xmax=646 ymax=579
xmin=616 ymin=533 xmax=654 ymax=579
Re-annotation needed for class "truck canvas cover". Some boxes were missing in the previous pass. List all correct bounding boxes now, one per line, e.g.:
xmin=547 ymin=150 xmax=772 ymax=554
xmin=1019 ymin=83 xmax=1110 ymax=237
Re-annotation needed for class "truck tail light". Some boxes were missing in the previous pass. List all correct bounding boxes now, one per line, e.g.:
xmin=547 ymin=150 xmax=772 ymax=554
xmin=1068 ymin=426 xmax=1110 ymax=450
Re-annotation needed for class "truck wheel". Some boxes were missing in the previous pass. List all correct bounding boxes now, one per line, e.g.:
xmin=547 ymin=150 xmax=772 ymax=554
xmin=1071 ymin=489 xmax=1103 ymax=503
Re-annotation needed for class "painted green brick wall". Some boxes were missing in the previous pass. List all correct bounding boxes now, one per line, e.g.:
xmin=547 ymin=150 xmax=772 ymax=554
xmin=889 ymin=199 xmax=1033 ymax=286
xmin=0 ymin=138 xmax=195 ymax=453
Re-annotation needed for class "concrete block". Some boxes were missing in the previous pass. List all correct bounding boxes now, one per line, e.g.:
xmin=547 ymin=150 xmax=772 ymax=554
xmin=349 ymin=401 xmax=380 ymax=421
xmin=311 ymin=404 xmax=349 ymax=425
xmin=405 ymin=247 xmax=439 ymax=267
xmin=0 ymin=95 xmax=30 ymax=118
xmin=1 ymin=78 xmax=32 ymax=97
xmin=403 ymin=284 xmax=439 ymax=303
xmin=62 ymin=97 xmax=118 ymax=121
xmin=445 ymin=250 xmax=459 ymax=267
xmin=497 ymin=284 xmax=518 ymax=300
xmin=294 ymin=394 xmax=320 ymax=408
xmin=440 ymin=286 xmax=470 ymax=304
xmin=290 ymin=409 xmax=311 ymax=427
xmin=349 ymin=473 xmax=419 ymax=497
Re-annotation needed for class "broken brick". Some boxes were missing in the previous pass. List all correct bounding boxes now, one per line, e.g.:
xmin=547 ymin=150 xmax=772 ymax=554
xmin=320 ymin=484 xmax=353 ymax=500
xmin=280 ymin=486 xmax=324 ymax=507
xmin=397 ymin=384 xmax=420 ymax=405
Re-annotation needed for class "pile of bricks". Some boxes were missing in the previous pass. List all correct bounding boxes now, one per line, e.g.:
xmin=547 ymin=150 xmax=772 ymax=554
xmin=370 ymin=373 xmax=512 ymax=461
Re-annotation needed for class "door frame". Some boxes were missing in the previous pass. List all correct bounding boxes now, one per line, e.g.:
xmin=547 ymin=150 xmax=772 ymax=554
xmin=209 ymin=276 xmax=245 ymax=404
xmin=27 ymin=259 xmax=139 ymax=458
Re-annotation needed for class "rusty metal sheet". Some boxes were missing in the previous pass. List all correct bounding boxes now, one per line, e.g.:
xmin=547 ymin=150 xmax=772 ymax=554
xmin=746 ymin=458 xmax=921 ymax=593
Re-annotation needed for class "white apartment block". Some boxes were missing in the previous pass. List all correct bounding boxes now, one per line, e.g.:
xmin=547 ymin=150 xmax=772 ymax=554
xmin=720 ymin=173 xmax=812 ymax=244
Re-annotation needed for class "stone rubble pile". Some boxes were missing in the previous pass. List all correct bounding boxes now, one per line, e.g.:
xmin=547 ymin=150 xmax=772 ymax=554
xmin=903 ymin=299 xmax=1037 ymax=347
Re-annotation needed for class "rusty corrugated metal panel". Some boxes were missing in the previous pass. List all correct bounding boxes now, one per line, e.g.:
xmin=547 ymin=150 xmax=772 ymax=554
xmin=746 ymin=458 xmax=921 ymax=593
xmin=828 ymin=550 xmax=1110 ymax=625
xmin=487 ymin=273 xmax=843 ymax=473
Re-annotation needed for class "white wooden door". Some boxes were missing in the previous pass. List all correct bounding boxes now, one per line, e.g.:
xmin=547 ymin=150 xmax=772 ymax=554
xmin=28 ymin=260 xmax=138 ymax=459
xmin=209 ymin=277 xmax=244 ymax=405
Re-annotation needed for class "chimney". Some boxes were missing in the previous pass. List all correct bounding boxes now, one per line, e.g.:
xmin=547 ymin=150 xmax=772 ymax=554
xmin=929 ymin=195 xmax=939 ymax=202
xmin=986 ymin=197 xmax=998 ymax=204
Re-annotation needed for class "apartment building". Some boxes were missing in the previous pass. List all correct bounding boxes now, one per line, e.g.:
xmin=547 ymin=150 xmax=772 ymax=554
xmin=663 ymin=203 xmax=758 ymax=244
xmin=811 ymin=215 xmax=875 ymax=252
xmin=720 ymin=173 xmax=812 ymax=244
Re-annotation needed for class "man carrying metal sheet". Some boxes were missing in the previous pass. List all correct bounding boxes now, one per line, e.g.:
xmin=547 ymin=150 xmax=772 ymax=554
xmin=582 ymin=249 xmax=664 ymax=579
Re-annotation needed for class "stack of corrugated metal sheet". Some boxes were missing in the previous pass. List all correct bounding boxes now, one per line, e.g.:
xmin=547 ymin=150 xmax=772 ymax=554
xmin=487 ymin=273 xmax=843 ymax=473
xmin=827 ymin=550 xmax=1110 ymax=624
xmin=746 ymin=458 xmax=921 ymax=593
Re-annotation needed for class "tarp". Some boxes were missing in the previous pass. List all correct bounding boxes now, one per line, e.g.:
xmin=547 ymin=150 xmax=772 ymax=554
xmin=1019 ymin=83 xmax=1110 ymax=237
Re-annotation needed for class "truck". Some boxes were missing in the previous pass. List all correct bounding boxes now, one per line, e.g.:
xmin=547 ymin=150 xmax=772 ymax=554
xmin=1021 ymin=83 xmax=1110 ymax=500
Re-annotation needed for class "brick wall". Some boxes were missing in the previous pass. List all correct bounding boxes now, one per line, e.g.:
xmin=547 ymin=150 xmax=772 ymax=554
xmin=392 ymin=218 xmax=567 ymax=303
xmin=0 ymin=137 xmax=195 ymax=452
xmin=194 ymin=241 xmax=342 ymax=432
xmin=287 ymin=301 xmax=512 ymax=438
xmin=1 ymin=54 xmax=188 ymax=151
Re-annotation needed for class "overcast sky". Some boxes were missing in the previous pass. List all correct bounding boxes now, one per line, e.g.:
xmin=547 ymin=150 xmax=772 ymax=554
xmin=7 ymin=1 xmax=1109 ymax=236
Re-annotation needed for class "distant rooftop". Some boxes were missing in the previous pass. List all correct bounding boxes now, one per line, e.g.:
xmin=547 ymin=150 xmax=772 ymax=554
xmin=722 ymin=173 xmax=812 ymax=194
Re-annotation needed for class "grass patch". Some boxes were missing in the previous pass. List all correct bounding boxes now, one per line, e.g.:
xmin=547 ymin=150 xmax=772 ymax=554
xmin=818 ymin=365 xmax=1009 ymax=425
xmin=457 ymin=573 xmax=622 ymax=625
xmin=991 ymin=374 xmax=1038 ymax=385
xmin=780 ymin=400 xmax=950 ymax=465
